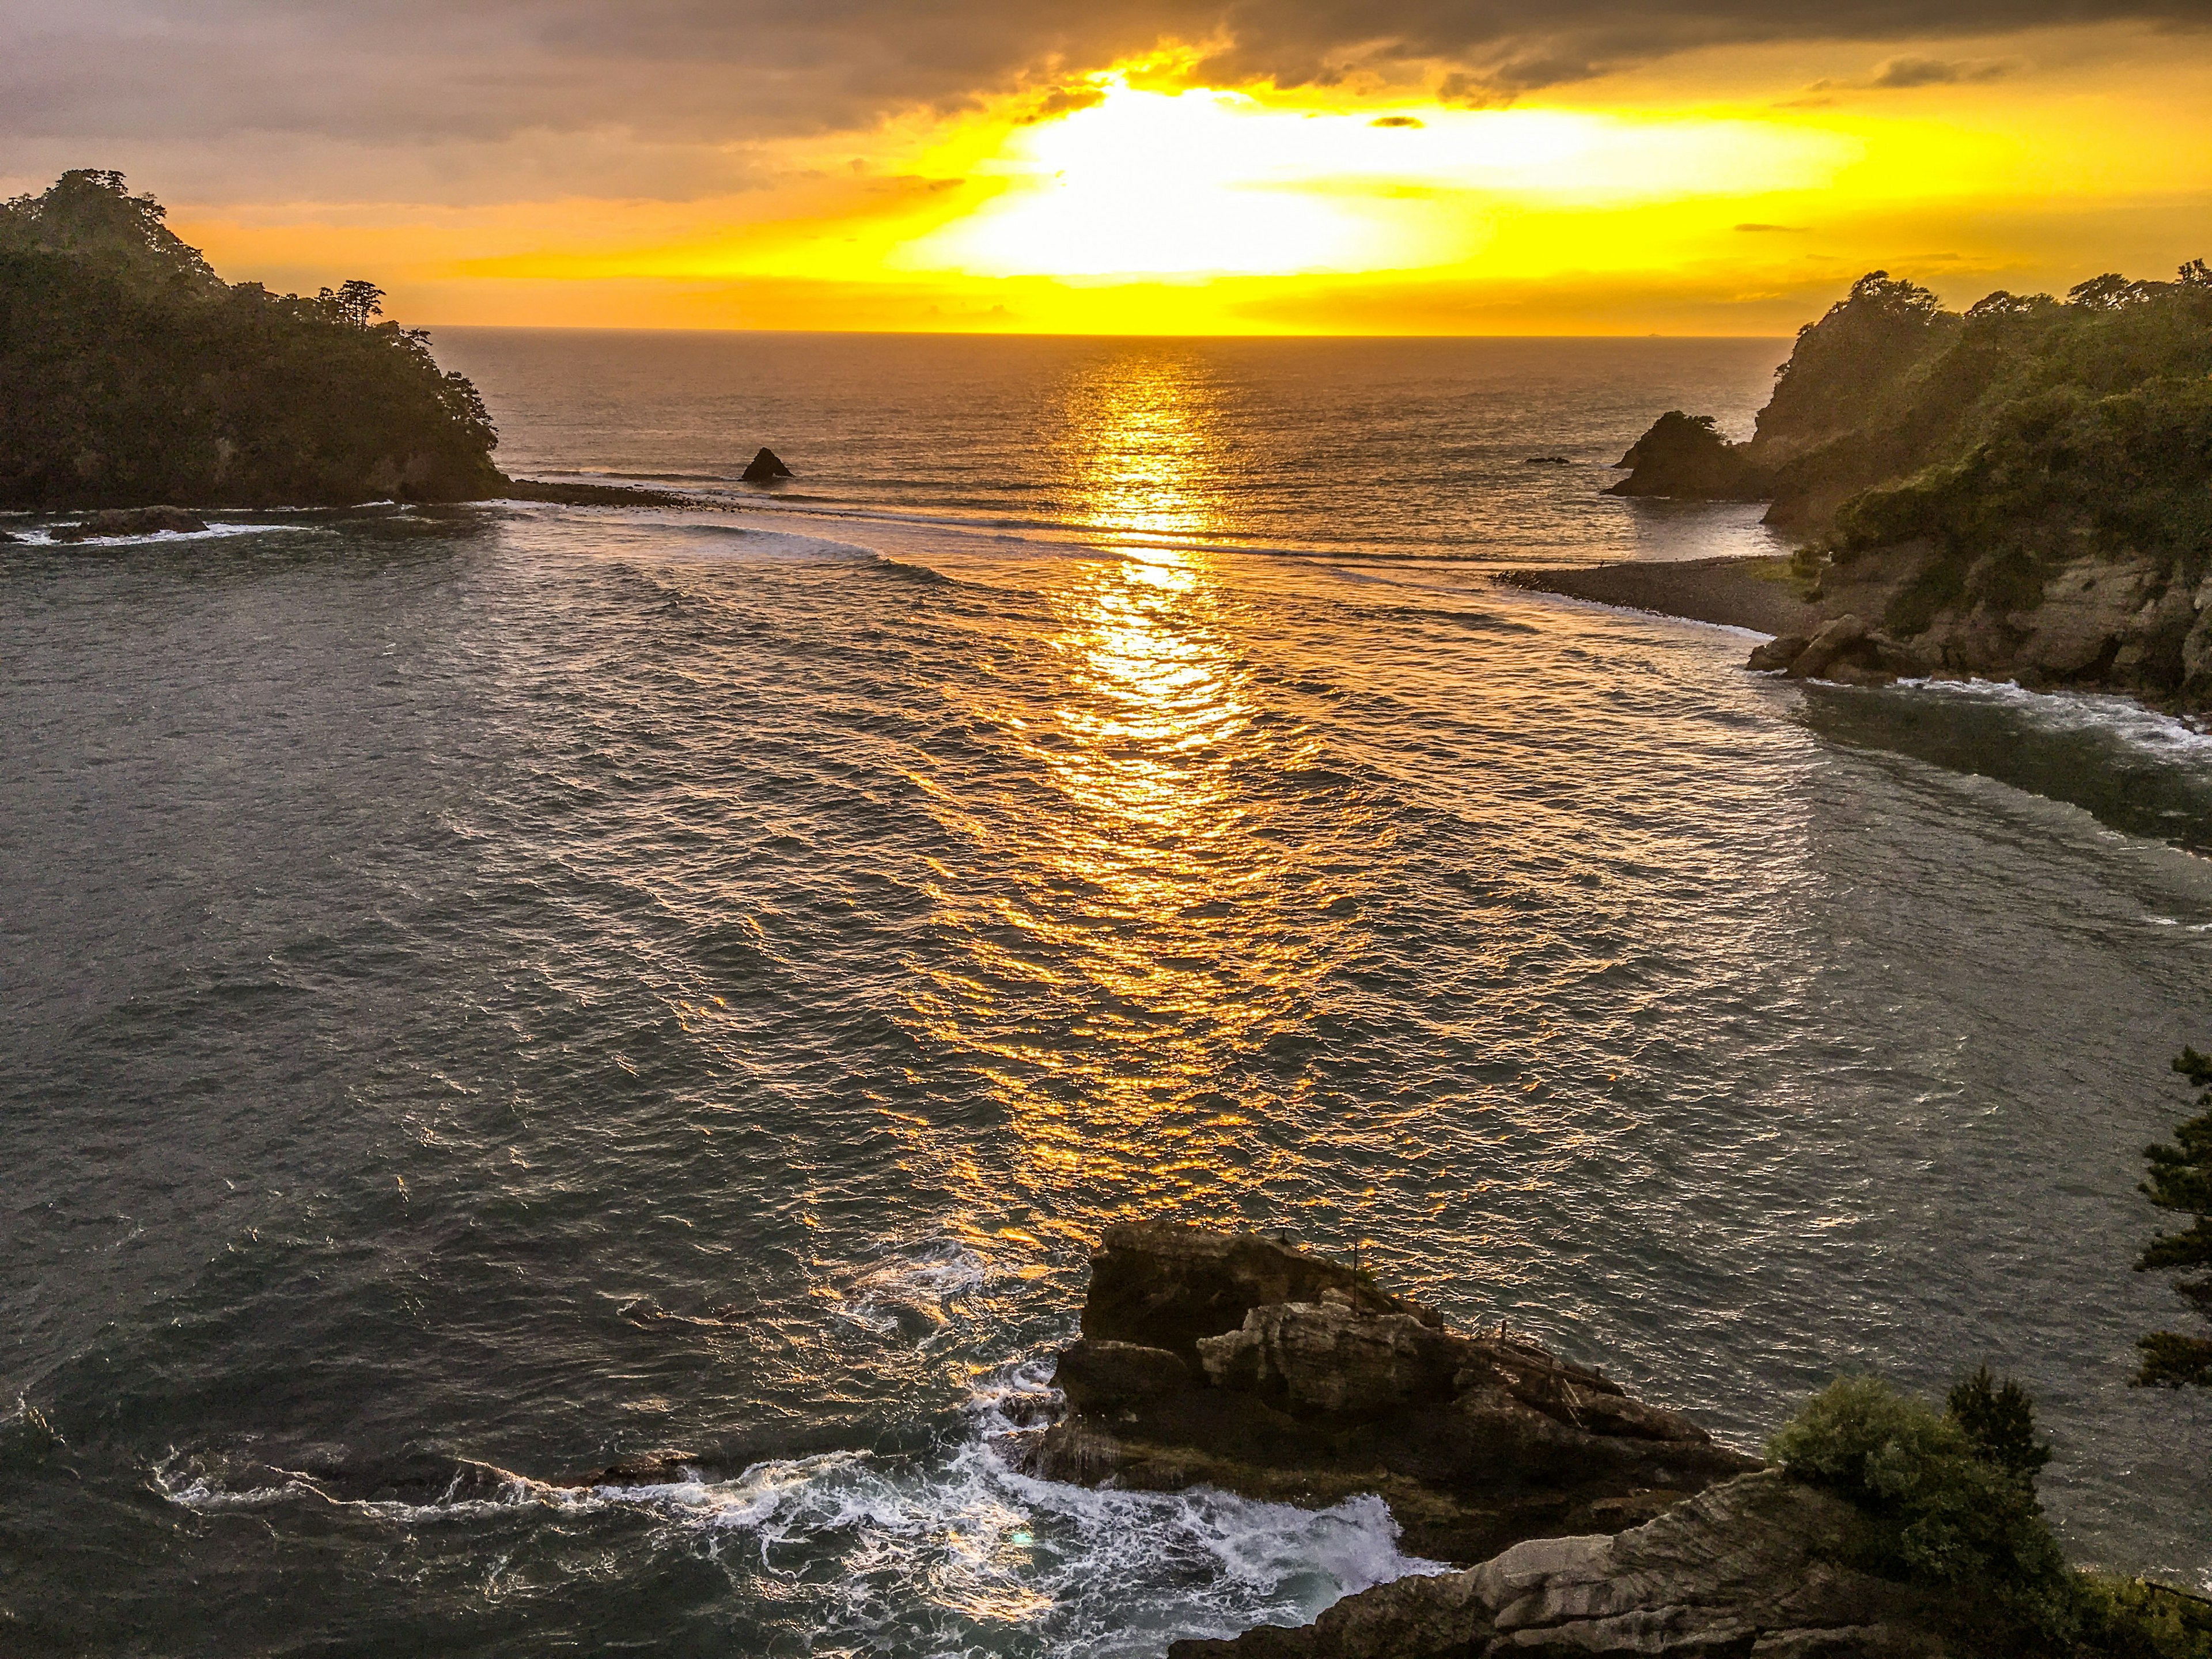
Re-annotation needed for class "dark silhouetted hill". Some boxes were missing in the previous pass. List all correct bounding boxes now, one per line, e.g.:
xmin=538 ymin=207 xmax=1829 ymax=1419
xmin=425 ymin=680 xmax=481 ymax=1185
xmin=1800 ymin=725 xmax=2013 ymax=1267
xmin=0 ymin=170 xmax=503 ymax=508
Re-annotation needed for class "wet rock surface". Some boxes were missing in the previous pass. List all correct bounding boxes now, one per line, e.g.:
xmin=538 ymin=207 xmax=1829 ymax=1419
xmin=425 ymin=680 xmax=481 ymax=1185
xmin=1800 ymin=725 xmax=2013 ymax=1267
xmin=49 ymin=505 xmax=208 ymax=540
xmin=1167 ymin=1471 xmax=1956 ymax=1658
xmin=1025 ymin=1225 xmax=1756 ymax=1565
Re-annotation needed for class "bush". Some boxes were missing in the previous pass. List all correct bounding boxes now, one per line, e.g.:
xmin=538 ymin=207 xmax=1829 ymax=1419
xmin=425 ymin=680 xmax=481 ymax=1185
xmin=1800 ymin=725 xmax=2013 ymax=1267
xmin=2077 ymin=1574 xmax=2212 ymax=1659
xmin=1768 ymin=1376 xmax=2078 ymax=1652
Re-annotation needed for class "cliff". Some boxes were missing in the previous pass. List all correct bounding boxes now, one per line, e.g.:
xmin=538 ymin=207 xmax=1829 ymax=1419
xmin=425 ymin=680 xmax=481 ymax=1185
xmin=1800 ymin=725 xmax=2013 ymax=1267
xmin=0 ymin=171 xmax=503 ymax=508
xmin=1600 ymin=264 xmax=2212 ymax=710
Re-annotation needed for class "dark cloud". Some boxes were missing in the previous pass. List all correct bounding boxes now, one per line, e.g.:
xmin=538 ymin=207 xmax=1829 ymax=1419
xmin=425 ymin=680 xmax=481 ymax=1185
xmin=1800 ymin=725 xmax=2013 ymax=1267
xmin=1 ymin=0 xmax=2202 ymax=196
xmin=1370 ymin=115 xmax=1425 ymax=127
xmin=1868 ymin=53 xmax=2015 ymax=85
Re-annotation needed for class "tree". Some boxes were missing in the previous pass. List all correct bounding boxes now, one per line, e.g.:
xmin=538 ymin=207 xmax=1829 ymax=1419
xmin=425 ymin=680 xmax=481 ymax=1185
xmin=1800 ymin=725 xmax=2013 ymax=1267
xmin=2179 ymin=258 xmax=2212 ymax=289
xmin=2067 ymin=272 xmax=2168 ymax=311
xmin=316 ymin=279 xmax=385 ymax=327
xmin=0 ymin=167 xmax=218 ymax=290
xmin=1945 ymin=1366 xmax=2052 ymax=1480
xmin=2134 ymin=1047 xmax=2212 ymax=1387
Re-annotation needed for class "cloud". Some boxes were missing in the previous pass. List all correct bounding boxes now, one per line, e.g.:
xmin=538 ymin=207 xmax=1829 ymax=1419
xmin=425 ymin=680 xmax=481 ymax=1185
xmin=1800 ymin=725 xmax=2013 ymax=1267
xmin=0 ymin=0 xmax=2199 ymax=204
xmin=1735 ymin=222 xmax=1807 ymax=232
xmin=1369 ymin=115 xmax=1425 ymax=127
xmin=1868 ymin=54 xmax=2016 ymax=86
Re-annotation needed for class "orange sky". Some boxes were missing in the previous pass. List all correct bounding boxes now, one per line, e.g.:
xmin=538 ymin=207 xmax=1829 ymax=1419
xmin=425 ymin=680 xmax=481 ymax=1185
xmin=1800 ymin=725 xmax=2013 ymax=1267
xmin=12 ymin=14 xmax=2212 ymax=333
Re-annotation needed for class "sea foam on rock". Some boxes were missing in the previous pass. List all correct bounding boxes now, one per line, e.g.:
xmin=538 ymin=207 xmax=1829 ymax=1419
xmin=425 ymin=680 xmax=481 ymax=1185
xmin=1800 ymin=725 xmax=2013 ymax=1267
xmin=1024 ymin=1224 xmax=1758 ymax=1565
xmin=1167 ymin=1469 xmax=1958 ymax=1658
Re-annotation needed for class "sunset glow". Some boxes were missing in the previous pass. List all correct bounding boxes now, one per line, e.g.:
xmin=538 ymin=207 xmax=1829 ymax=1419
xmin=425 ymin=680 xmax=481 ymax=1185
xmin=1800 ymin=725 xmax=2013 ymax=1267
xmin=13 ymin=18 xmax=2210 ymax=334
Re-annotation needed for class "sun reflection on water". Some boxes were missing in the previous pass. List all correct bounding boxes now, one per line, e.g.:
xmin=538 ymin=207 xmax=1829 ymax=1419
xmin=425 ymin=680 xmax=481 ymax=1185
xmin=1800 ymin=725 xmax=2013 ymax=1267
xmin=903 ymin=352 xmax=1380 ymax=1217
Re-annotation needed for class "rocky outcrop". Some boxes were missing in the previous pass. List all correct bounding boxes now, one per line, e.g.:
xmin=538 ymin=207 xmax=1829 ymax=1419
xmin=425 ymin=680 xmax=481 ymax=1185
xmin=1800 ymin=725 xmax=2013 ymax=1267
xmin=1738 ymin=541 xmax=2212 ymax=706
xmin=741 ymin=447 xmax=793 ymax=483
xmin=1167 ymin=1471 xmax=1957 ymax=1658
xmin=1025 ymin=1225 xmax=1757 ymax=1564
xmin=1607 ymin=411 xmax=1768 ymax=501
xmin=49 ymin=505 xmax=207 ymax=540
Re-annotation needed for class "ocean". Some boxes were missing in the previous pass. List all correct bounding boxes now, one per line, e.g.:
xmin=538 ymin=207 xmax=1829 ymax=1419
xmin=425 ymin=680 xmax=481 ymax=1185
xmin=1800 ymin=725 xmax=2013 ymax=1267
xmin=3 ymin=331 xmax=2210 ymax=1656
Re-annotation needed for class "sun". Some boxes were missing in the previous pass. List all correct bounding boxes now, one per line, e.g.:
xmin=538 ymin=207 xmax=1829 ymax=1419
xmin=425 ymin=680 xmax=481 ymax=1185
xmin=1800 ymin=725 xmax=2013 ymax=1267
xmin=899 ymin=82 xmax=1385 ymax=278
xmin=895 ymin=78 xmax=1862 ymax=283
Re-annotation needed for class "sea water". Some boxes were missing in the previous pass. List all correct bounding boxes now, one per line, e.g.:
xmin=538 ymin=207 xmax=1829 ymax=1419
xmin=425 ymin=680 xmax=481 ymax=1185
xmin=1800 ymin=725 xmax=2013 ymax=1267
xmin=3 ymin=332 xmax=2210 ymax=1656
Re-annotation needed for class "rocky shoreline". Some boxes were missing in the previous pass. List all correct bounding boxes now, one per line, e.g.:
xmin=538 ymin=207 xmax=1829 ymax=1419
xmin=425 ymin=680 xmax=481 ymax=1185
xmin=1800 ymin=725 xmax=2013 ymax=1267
xmin=1502 ymin=547 xmax=2212 ymax=713
xmin=1021 ymin=1224 xmax=1997 ymax=1658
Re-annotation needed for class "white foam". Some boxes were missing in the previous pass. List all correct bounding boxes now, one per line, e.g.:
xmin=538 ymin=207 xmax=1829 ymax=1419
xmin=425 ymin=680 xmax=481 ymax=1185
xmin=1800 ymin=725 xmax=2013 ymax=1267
xmin=11 ymin=522 xmax=315 ymax=548
xmin=1893 ymin=676 xmax=2212 ymax=768
xmin=152 ymin=1353 xmax=1444 ymax=1656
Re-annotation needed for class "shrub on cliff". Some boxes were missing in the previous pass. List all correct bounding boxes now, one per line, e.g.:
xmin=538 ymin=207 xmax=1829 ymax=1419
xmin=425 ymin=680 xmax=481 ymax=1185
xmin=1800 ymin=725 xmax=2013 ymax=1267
xmin=2134 ymin=1047 xmax=2212 ymax=1388
xmin=1768 ymin=1374 xmax=2077 ymax=1651
xmin=1770 ymin=1373 xmax=2212 ymax=1657
xmin=0 ymin=170 xmax=501 ymax=508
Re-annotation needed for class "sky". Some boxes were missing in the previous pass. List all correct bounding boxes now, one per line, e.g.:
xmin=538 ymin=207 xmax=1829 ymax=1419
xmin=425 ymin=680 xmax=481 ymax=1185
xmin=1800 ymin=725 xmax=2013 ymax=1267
xmin=5 ymin=1 xmax=2211 ymax=334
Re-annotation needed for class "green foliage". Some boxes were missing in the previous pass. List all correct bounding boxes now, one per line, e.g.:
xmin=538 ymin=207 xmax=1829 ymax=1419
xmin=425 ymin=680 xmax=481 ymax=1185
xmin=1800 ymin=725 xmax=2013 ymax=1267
xmin=1767 ymin=1374 xmax=2080 ymax=1652
xmin=2077 ymin=1574 xmax=2212 ymax=1659
xmin=1946 ymin=1366 xmax=2053 ymax=1482
xmin=2134 ymin=1048 xmax=2212 ymax=1387
xmin=0 ymin=170 xmax=499 ymax=507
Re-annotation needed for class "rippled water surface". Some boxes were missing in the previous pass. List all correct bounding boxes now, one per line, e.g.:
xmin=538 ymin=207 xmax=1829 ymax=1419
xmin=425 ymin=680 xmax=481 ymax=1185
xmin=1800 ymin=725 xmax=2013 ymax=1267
xmin=5 ymin=334 xmax=2211 ymax=1657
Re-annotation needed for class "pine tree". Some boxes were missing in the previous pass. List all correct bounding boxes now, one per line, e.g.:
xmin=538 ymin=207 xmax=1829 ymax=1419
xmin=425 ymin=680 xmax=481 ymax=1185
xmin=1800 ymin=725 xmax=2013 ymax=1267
xmin=2134 ymin=1047 xmax=2212 ymax=1387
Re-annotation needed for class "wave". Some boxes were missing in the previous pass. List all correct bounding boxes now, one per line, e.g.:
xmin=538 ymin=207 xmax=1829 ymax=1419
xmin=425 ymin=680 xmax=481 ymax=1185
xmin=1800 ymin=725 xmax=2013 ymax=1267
xmin=10 ymin=521 xmax=319 ymax=548
xmin=1891 ymin=676 xmax=2212 ymax=769
xmin=151 ymin=1349 xmax=1441 ymax=1656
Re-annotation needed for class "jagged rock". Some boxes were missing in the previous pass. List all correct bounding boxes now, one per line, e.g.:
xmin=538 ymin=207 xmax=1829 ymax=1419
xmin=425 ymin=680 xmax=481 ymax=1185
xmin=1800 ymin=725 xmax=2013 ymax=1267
xmin=1200 ymin=1305 xmax=1461 ymax=1414
xmin=1030 ymin=1226 xmax=1756 ymax=1564
xmin=1168 ymin=1472 xmax=1955 ymax=1658
xmin=741 ymin=447 xmax=793 ymax=483
xmin=1748 ymin=634 xmax=1811 ymax=672
xmin=1789 ymin=614 xmax=1869 ymax=680
xmin=1054 ymin=1339 xmax=1190 ymax=1411
xmin=1081 ymin=1223 xmax=1438 ymax=1370
xmin=1607 ymin=412 xmax=1768 ymax=501
xmin=49 ymin=505 xmax=207 ymax=541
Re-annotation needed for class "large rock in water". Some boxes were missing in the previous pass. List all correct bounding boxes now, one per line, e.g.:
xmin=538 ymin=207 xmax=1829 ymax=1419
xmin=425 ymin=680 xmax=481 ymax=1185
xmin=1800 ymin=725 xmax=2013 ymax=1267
xmin=740 ymin=447 xmax=792 ymax=483
xmin=1167 ymin=1470 xmax=1957 ymax=1658
xmin=1607 ymin=411 xmax=1768 ymax=501
xmin=1025 ymin=1225 xmax=1758 ymax=1563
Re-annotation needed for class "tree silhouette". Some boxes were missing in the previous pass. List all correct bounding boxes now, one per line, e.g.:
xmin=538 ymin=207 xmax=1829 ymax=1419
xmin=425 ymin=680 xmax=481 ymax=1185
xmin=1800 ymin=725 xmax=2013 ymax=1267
xmin=317 ymin=279 xmax=386 ymax=327
xmin=2134 ymin=1047 xmax=2212 ymax=1387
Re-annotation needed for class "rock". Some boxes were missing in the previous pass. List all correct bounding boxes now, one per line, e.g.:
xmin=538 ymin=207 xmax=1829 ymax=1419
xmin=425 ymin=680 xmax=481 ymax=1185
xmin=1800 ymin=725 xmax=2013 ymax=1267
xmin=1200 ymin=1305 xmax=1462 ymax=1415
xmin=48 ymin=505 xmax=208 ymax=541
xmin=1607 ymin=412 xmax=1767 ymax=501
xmin=1081 ymin=1223 xmax=1439 ymax=1370
xmin=1169 ymin=1472 xmax=1956 ymax=1658
xmin=1788 ymin=614 xmax=1868 ymax=680
xmin=741 ymin=447 xmax=793 ymax=483
xmin=1054 ymin=1339 xmax=1190 ymax=1411
xmin=1748 ymin=634 xmax=1811 ymax=672
xmin=1031 ymin=1226 xmax=1757 ymax=1565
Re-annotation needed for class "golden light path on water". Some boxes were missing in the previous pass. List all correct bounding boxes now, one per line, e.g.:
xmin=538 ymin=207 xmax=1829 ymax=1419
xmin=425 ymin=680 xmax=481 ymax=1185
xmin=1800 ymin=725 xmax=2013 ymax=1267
xmin=904 ymin=356 xmax=1384 ymax=1221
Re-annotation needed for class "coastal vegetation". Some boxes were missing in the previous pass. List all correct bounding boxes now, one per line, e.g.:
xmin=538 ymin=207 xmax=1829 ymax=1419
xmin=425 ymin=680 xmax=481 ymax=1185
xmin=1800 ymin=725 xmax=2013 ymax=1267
xmin=2135 ymin=1048 xmax=2212 ymax=1388
xmin=0 ymin=170 xmax=502 ymax=508
xmin=1608 ymin=263 xmax=2212 ymax=707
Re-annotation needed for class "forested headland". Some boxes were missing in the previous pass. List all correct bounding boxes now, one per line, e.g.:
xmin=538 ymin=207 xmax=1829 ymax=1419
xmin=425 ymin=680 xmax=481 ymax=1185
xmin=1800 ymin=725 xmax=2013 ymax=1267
xmin=0 ymin=171 xmax=503 ymax=509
